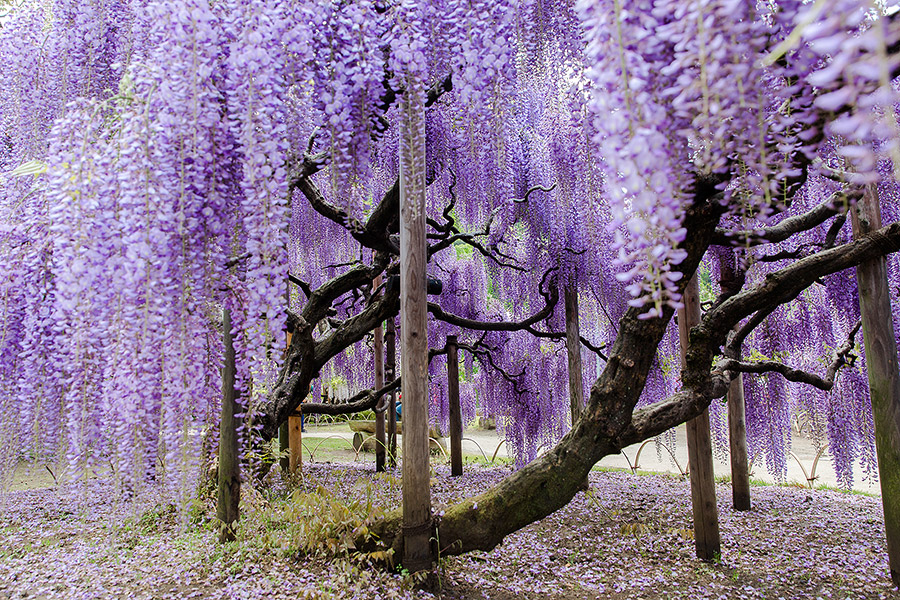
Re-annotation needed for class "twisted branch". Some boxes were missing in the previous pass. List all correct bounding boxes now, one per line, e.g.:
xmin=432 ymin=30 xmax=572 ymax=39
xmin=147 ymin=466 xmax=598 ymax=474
xmin=717 ymin=321 xmax=861 ymax=390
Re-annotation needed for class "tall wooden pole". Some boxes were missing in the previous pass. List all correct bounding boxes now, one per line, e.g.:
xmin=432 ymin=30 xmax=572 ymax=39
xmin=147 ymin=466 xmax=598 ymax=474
xmin=279 ymin=328 xmax=293 ymax=474
xmin=374 ymin=276 xmax=386 ymax=472
xmin=386 ymin=317 xmax=397 ymax=467
xmin=447 ymin=335 xmax=463 ymax=476
xmin=853 ymin=188 xmax=900 ymax=586
xmin=719 ymin=251 xmax=751 ymax=511
xmin=399 ymin=86 xmax=432 ymax=572
xmin=678 ymin=274 xmax=721 ymax=560
xmin=727 ymin=371 xmax=751 ymax=511
xmin=217 ymin=308 xmax=240 ymax=543
xmin=564 ymin=286 xmax=585 ymax=424
xmin=288 ymin=412 xmax=303 ymax=473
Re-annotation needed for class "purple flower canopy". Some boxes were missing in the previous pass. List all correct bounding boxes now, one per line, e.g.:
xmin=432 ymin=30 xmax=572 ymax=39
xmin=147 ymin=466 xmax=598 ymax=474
xmin=0 ymin=0 xmax=898 ymax=490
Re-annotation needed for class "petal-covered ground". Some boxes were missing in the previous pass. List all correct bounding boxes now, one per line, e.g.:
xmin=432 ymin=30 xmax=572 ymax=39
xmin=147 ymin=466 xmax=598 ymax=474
xmin=0 ymin=464 xmax=897 ymax=599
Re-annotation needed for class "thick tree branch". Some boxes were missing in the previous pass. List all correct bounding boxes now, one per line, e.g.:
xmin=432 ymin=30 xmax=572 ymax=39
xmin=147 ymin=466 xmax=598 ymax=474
xmin=426 ymin=271 xmax=559 ymax=332
xmin=626 ymin=224 xmax=900 ymax=448
xmin=303 ymin=261 xmax=386 ymax=325
xmin=717 ymin=320 xmax=861 ymax=390
xmin=365 ymin=178 xmax=401 ymax=238
xmin=715 ymin=223 xmax=900 ymax=356
xmin=295 ymin=177 xmax=399 ymax=254
xmin=261 ymin=286 xmax=400 ymax=439
xmin=712 ymin=189 xmax=855 ymax=247
xmin=314 ymin=291 xmax=401 ymax=368
xmin=621 ymin=229 xmax=900 ymax=451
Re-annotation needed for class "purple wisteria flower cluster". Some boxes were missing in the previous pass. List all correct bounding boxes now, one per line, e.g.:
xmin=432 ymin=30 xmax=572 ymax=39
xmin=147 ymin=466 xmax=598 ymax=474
xmin=0 ymin=0 xmax=899 ymax=500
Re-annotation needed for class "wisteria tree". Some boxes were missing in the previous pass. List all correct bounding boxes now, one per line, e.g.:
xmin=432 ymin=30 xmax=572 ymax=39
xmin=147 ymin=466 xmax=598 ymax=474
xmin=2 ymin=0 xmax=900 ymax=575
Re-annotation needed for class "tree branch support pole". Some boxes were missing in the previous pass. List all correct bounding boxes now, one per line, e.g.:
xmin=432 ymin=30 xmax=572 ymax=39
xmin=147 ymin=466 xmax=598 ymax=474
xmin=678 ymin=274 xmax=721 ymax=560
xmin=399 ymin=81 xmax=432 ymax=572
xmin=727 ymin=370 xmax=751 ymax=511
xmin=374 ymin=275 xmax=386 ymax=472
xmin=386 ymin=317 xmax=397 ymax=467
xmin=279 ymin=328 xmax=293 ymax=474
xmin=447 ymin=335 xmax=463 ymax=476
xmin=564 ymin=285 xmax=584 ymax=423
xmin=719 ymin=251 xmax=751 ymax=511
xmin=288 ymin=412 xmax=302 ymax=473
xmin=217 ymin=308 xmax=240 ymax=543
xmin=853 ymin=187 xmax=900 ymax=586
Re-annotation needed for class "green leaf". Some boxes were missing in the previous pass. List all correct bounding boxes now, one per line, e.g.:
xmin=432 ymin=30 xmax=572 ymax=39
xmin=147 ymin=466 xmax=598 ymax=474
xmin=10 ymin=160 xmax=48 ymax=177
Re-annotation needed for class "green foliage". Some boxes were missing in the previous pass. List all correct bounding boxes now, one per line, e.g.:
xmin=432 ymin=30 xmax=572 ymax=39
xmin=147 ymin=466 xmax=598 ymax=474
xmin=10 ymin=160 xmax=48 ymax=177
xmin=245 ymin=438 xmax=288 ymax=466
xmin=281 ymin=481 xmax=387 ymax=561
xmin=463 ymin=453 xmax=512 ymax=467
xmin=135 ymin=503 xmax=177 ymax=534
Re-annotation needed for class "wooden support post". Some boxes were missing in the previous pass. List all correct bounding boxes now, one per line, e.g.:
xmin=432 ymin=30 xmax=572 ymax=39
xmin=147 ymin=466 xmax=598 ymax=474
xmin=217 ymin=308 xmax=240 ymax=543
xmin=374 ymin=276 xmax=387 ymax=472
xmin=719 ymin=252 xmax=751 ymax=511
xmin=564 ymin=286 xmax=585 ymax=424
xmin=288 ymin=414 xmax=303 ymax=474
xmin=853 ymin=188 xmax=900 ymax=586
xmin=727 ymin=370 xmax=751 ymax=511
xmin=399 ymin=86 xmax=432 ymax=573
xmin=447 ymin=335 xmax=463 ymax=477
xmin=386 ymin=317 xmax=397 ymax=467
xmin=678 ymin=274 xmax=721 ymax=560
xmin=279 ymin=328 xmax=293 ymax=474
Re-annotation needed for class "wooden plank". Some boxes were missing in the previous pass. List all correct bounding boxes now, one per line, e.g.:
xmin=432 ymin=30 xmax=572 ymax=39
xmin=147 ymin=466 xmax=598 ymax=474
xmin=374 ymin=276 xmax=386 ymax=472
xmin=564 ymin=286 xmax=584 ymax=424
xmin=447 ymin=335 xmax=463 ymax=476
xmin=678 ymin=274 xmax=721 ymax=560
xmin=853 ymin=187 xmax=900 ymax=586
xmin=217 ymin=308 xmax=240 ymax=543
xmin=399 ymin=87 xmax=432 ymax=572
